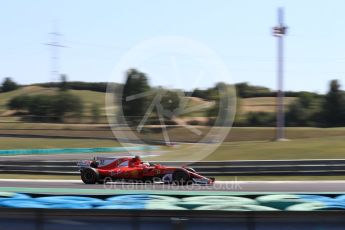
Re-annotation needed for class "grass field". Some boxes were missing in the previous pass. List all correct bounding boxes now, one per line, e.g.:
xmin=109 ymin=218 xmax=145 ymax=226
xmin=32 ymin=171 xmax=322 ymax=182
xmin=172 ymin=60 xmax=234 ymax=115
xmin=145 ymin=136 xmax=345 ymax=161
xmin=0 ymin=137 xmax=120 ymax=149
xmin=204 ymin=136 xmax=345 ymax=161
xmin=0 ymin=135 xmax=344 ymax=161
xmin=2 ymin=125 xmax=345 ymax=144
xmin=1 ymin=125 xmax=345 ymax=146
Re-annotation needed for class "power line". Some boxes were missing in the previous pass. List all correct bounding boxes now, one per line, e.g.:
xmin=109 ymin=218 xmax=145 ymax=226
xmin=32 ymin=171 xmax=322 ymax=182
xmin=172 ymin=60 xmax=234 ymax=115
xmin=61 ymin=39 xmax=345 ymax=62
xmin=45 ymin=22 xmax=66 ymax=82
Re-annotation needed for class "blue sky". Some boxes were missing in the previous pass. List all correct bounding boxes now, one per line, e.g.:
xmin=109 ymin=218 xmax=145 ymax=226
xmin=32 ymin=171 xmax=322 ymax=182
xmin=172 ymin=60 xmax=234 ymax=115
xmin=1 ymin=0 xmax=345 ymax=93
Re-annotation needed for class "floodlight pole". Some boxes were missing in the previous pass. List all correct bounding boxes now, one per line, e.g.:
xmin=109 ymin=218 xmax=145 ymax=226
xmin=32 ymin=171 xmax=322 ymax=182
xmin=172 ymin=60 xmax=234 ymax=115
xmin=272 ymin=8 xmax=287 ymax=141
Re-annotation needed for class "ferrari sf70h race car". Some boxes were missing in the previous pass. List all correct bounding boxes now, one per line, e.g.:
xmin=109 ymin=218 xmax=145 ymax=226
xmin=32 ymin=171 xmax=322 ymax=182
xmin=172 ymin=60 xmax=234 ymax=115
xmin=77 ymin=156 xmax=215 ymax=185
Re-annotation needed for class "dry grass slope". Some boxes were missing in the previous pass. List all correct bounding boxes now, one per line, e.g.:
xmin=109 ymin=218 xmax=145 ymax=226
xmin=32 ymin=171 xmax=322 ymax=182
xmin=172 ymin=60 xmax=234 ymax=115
xmin=241 ymin=97 xmax=297 ymax=113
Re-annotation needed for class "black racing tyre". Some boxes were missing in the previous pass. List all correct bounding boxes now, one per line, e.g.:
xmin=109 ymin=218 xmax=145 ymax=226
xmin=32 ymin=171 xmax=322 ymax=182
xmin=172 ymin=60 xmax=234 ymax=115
xmin=142 ymin=177 xmax=155 ymax=184
xmin=81 ymin=168 xmax=99 ymax=184
xmin=172 ymin=169 xmax=191 ymax=185
xmin=97 ymin=179 xmax=105 ymax=184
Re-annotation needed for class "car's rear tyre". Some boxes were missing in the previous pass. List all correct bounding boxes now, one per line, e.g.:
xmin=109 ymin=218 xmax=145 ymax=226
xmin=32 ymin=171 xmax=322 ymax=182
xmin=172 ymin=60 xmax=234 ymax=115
xmin=81 ymin=168 xmax=99 ymax=184
xmin=172 ymin=169 xmax=191 ymax=185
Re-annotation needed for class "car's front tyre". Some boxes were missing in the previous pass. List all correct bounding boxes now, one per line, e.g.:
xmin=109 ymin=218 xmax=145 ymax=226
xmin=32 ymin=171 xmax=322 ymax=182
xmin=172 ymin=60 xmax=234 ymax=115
xmin=172 ymin=169 xmax=191 ymax=185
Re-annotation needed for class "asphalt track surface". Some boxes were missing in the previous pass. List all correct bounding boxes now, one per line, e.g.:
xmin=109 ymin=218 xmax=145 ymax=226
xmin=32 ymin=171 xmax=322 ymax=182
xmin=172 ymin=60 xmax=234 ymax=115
xmin=1 ymin=179 xmax=345 ymax=193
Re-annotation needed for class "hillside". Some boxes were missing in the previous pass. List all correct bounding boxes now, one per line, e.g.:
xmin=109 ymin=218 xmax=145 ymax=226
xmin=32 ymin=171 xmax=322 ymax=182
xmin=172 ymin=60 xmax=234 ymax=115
xmin=0 ymin=87 xmax=298 ymax=122
xmin=0 ymin=86 xmax=107 ymax=116
xmin=0 ymin=88 xmax=216 ymax=116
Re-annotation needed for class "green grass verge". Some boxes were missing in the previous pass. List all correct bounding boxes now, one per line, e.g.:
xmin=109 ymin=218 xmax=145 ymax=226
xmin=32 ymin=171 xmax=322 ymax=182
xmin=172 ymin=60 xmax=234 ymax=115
xmin=0 ymin=137 xmax=120 ymax=149
xmin=1 ymin=135 xmax=345 ymax=161
xmin=0 ymin=125 xmax=345 ymax=164
xmin=149 ymin=135 xmax=345 ymax=161
xmin=136 ymin=127 xmax=345 ymax=144
xmin=204 ymin=136 xmax=345 ymax=161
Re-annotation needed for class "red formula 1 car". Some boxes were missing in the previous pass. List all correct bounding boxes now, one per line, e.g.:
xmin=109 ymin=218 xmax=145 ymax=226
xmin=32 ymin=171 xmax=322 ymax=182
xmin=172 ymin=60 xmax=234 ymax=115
xmin=77 ymin=156 xmax=215 ymax=185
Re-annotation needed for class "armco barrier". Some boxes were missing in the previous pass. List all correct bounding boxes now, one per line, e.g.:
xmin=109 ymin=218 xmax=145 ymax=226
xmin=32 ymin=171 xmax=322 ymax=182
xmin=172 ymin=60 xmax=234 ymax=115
xmin=1 ymin=159 xmax=345 ymax=176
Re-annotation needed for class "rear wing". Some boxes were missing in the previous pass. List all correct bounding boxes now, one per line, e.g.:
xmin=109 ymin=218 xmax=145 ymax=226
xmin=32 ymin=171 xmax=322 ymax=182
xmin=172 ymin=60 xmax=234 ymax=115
xmin=76 ymin=160 xmax=91 ymax=169
xmin=76 ymin=156 xmax=132 ymax=169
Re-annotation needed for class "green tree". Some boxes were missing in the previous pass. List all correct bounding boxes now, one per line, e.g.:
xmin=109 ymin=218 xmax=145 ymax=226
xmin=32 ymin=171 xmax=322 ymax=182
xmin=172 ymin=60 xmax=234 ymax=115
xmin=7 ymin=95 xmax=32 ymax=110
xmin=235 ymin=82 xmax=271 ymax=98
xmin=122 ymin=69 xmax=150 ymax=125
xmin=26 ymin=93 xmax=83 ymax=122
xmin=207 ymin=90 xmax=220 ymax=118
xmin=28 ymin=95 xmax=55 ymax=120
xmin=322 ymin=80 xmax=345 ymax=126
xmin=53 ymin=92 xmax=83 ymax=122
xmin=91 ymin=103 xmax=101 ymax=123
xmin=286 ymin=92 xmax=322 ymax=126
xmin=1 ymin=77 xmax=19 ymax=92
xmin=246 ymin=112 xmax=275 ymax=126
xmin=207 ymin=82 xmax=228 ymax=119
xmin=60 ymin=74 xmax=68 ymax=91
xmin=160 ymin=91 xmax=180 ymax=113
